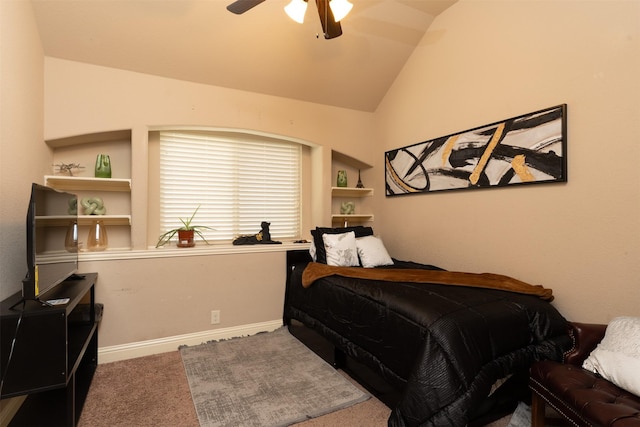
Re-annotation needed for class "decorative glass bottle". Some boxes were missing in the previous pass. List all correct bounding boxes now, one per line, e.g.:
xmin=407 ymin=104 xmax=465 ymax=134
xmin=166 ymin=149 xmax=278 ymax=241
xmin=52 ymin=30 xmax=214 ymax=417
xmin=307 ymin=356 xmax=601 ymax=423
xmin=94 ymin=154 xmax=112 ymax=178
xmin=87 ymin=220 xmax=108 ymax=251
xmin=336 ymin=170 xmax=348 ymax=187
xmin=64 ymin=221 xmax=79 ymax=252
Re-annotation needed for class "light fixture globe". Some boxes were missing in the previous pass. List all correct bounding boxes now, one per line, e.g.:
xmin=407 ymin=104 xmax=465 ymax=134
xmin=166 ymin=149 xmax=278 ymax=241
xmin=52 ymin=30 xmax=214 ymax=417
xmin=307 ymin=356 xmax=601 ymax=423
xmin=284 ymin=0 xmax=308 ymax=24
xmin=329 ymin=0 xmax=352 ymax=22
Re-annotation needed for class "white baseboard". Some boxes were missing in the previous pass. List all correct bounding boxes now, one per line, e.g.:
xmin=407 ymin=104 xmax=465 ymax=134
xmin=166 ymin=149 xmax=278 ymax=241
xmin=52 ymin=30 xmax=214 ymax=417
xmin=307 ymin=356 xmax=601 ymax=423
xmin=98 ymin=319 xmax=283 ymax=364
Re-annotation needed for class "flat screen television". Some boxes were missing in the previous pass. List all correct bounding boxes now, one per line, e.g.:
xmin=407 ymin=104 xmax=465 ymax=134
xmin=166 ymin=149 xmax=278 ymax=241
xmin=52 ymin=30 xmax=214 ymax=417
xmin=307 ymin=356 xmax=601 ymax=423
xmin=22 ymin=183 xmax=78 ymax=302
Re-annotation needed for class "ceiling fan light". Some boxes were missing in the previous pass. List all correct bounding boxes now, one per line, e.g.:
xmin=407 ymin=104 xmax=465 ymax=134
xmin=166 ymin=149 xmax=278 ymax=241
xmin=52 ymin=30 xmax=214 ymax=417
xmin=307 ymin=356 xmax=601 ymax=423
xmin=284 ymin=0 xmax=308 ymax=24
xmin=329 ymin=0 xmax=352 ymax=22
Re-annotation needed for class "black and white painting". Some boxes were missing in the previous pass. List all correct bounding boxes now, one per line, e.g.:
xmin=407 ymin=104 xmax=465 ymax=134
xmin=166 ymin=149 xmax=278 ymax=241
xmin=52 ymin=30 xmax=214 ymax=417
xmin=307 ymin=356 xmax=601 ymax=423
xmin=385 ymin=104 xmax=567 ymax=196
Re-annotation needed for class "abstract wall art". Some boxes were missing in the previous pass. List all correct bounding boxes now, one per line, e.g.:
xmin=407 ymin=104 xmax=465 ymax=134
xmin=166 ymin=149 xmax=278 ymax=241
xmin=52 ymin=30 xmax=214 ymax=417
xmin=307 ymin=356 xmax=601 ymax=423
xmin=385 ymin=104 xmax=567 ymax=196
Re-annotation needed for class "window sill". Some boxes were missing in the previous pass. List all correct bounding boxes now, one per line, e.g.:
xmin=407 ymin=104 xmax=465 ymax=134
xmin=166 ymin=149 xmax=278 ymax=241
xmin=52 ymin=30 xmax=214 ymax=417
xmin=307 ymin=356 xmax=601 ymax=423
xmin=77 ymin=241 xmax=311 ymax=262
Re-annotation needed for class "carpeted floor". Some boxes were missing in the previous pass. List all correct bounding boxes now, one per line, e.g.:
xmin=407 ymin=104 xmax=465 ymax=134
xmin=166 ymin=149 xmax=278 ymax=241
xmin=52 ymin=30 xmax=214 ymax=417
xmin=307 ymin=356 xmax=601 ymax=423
xmin=78 ymin=347 xmax=512 ymax=427
xmin=78 ymin=351 xmax=199 ymax=427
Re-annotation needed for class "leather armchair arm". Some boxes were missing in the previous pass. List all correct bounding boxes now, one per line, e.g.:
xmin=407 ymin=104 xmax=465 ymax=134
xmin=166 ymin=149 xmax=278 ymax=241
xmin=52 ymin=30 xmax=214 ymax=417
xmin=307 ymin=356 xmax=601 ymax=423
xmin=563 ymin=322 xmax=607 ymax=366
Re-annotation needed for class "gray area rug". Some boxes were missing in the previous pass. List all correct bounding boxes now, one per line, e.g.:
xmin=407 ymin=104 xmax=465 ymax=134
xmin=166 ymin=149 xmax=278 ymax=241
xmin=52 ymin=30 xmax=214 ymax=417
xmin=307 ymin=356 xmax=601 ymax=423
xmin=180 ymin=327 xmax=370 ymax=427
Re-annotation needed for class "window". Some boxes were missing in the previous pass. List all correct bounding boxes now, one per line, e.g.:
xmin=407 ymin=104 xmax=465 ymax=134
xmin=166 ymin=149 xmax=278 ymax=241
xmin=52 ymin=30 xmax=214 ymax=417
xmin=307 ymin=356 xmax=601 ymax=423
xmin=159 ymin=131 xmax=301 ymax=242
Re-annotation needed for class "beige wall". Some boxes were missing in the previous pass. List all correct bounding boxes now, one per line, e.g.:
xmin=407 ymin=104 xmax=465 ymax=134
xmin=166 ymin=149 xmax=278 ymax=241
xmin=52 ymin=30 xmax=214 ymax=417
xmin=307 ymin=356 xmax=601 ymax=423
xmin=43 ymin=58 xmax=378 ymax=160
xmin=374 ymin=0 xmax=640 ymax=324
xmin=79 ymin=251 xmax=287 ymax=347
xmin=35 ymin=58 xmax=381 ymax=348
xmin=0 ymin=0 xmax=47 ymax=301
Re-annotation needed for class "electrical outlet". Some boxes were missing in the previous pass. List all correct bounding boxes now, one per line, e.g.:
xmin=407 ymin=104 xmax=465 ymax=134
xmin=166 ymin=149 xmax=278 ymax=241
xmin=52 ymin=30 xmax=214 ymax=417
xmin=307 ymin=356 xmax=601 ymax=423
xmin=211 ymin=310 xmax=220 ymax=325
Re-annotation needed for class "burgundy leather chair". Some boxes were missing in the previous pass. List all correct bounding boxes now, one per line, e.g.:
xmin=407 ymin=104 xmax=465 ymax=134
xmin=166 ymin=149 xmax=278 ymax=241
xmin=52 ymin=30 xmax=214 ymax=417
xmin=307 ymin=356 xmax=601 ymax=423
xmin=529 ymin=322 xmax=640 ymax=426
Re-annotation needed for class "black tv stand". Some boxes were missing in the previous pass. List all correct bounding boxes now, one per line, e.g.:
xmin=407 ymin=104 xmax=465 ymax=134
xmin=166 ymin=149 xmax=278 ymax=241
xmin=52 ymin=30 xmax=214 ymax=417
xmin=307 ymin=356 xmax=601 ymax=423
xmin=8 ymin=296 xmax=50 ymax=310
xmin=0 ymin=273 xmax=100 ymax=427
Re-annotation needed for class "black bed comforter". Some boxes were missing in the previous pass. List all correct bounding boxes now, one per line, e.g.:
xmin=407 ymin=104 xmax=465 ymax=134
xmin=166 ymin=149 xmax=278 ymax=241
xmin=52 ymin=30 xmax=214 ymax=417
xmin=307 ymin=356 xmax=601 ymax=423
xmin=284 ymin=260 xmax=572 ymax=426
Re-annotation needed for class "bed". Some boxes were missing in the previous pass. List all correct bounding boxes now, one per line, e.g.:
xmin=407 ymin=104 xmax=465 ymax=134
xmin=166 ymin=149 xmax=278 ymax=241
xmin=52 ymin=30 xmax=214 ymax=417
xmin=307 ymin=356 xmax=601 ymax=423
xmin=283 ymin=226 xmax=573 ymax=427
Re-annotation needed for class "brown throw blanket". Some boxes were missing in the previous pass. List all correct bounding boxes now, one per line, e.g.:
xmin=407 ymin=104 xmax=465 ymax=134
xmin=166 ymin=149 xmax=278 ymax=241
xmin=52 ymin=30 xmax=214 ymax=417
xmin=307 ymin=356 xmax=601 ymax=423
xmin=302 ymin=262 xmax=554 ymax=301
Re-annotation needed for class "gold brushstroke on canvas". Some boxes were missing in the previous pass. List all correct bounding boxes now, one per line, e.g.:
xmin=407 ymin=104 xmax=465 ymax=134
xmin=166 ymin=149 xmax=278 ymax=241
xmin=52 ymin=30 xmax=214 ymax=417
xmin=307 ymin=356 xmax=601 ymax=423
xmin=511 ymin=155 xmax=535 ymax=182
xmin=442 ymin=135 xmax=459 ymax=167
xmin=469 ymin=123 xmax=506 ymax=185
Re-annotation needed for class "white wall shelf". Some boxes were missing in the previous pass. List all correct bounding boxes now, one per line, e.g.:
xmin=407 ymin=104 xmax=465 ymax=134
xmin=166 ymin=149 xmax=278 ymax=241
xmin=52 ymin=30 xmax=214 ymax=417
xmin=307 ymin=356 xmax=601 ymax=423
xmin=331 ymin=187 xmax=373 ymax=197
xmin=45 ymin=176 xmax=131 ymax=192
xmin=331 ymin=187 xmax=374 ymax=226
xmin=330 ymin=149 xmax=374 ymax=226
xmin=78 ymin=215 xmax=131 ymax=226
xmin=331 ymin=214 xmax=374 ymax=224
xmin=37 ymin=215 xmax=131 ymax=227
xmin=45 ymin=129 xmax=132 ymax=148
xmin=44 ymin=129 xmax=133 ymax=250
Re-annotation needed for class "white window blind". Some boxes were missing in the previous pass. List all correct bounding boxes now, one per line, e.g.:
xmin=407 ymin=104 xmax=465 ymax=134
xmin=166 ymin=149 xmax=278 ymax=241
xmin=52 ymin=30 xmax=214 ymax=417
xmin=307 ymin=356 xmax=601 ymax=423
xmin=159 ymin=131 xmax=301 ymax=242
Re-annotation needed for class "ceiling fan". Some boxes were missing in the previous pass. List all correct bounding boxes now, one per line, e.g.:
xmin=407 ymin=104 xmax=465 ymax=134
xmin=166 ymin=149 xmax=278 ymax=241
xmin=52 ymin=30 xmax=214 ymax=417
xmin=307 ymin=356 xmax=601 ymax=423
xmin=226 ymin=0 xmax=345 ymax=39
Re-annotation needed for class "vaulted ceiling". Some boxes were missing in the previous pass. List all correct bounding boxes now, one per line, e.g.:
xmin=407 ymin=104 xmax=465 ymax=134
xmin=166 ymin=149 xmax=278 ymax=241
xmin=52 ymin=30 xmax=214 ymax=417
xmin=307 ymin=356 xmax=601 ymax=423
xmin=31 ymin=0 xmax=457 ymax=112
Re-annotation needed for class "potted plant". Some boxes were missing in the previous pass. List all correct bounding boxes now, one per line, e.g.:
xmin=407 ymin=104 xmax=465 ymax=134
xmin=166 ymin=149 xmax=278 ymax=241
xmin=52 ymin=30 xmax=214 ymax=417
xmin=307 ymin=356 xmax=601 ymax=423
xmin=155 ymin=205 xmax=213 ymax=248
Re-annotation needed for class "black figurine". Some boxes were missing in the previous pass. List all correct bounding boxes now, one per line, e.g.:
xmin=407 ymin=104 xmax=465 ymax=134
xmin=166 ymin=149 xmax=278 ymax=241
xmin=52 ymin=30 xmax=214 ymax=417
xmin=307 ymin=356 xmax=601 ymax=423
xmin=232 ymin=222 xmax=281 ymax=245
xmin=356 ymin=169 xmax=365 ymax=188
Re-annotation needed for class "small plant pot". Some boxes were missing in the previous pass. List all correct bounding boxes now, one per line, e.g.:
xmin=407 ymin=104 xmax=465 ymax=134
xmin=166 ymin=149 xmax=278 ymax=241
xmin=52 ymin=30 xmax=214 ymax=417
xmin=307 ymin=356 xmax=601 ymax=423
xmin=177 ymin=230 xmax=195 ymax=247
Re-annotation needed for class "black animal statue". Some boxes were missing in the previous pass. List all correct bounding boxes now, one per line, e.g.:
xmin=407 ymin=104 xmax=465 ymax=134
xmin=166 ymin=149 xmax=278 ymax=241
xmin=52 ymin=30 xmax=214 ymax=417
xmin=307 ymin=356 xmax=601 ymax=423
xmin=232 ymin=222 xmax=281 ymax=245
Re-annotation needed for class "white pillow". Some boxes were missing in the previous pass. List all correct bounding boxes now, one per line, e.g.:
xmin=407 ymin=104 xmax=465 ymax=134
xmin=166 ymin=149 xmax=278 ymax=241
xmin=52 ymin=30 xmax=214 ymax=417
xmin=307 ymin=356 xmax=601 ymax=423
xmin=322 ymin=231 xmax=359 ymax=267
xmin=356 ymin=235 xmax=393 ymax=268
xmin=582 ymin=316 xmax=640 ymax=396
xmin=309 ymin=238 xmax=317 ymax=262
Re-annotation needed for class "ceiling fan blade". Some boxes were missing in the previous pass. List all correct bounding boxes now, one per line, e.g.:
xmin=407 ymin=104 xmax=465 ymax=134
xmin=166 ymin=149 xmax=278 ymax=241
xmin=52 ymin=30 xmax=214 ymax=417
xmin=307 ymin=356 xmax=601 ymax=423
xmin=226 ymin=0 xmax=266 ymax=15
xmin=315 ymin=0 xmax=342 ymax=39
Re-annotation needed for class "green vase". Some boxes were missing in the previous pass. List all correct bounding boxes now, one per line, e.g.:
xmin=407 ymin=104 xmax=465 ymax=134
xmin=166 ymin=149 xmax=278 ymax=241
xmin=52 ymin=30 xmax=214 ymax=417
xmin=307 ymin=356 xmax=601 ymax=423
xmin=337 ymin=170 xmax=348 ymax=187
xmin=95 ymin=154 xmax=111 ymax=178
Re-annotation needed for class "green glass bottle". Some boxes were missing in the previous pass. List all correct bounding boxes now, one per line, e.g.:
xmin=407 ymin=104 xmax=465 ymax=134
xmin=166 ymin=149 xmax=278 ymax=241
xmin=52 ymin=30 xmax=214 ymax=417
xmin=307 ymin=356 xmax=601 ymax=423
xmin=337 ymin=170 xmax=348 ymax=187
xmin=94 ymin=154 xmax=111 ymax=178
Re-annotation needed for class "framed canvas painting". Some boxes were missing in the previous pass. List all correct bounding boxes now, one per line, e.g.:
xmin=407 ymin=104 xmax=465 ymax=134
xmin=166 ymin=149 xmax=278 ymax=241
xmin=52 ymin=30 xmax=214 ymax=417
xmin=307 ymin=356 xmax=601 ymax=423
xmin=385 ymin=104 xmax=567 ymax=196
